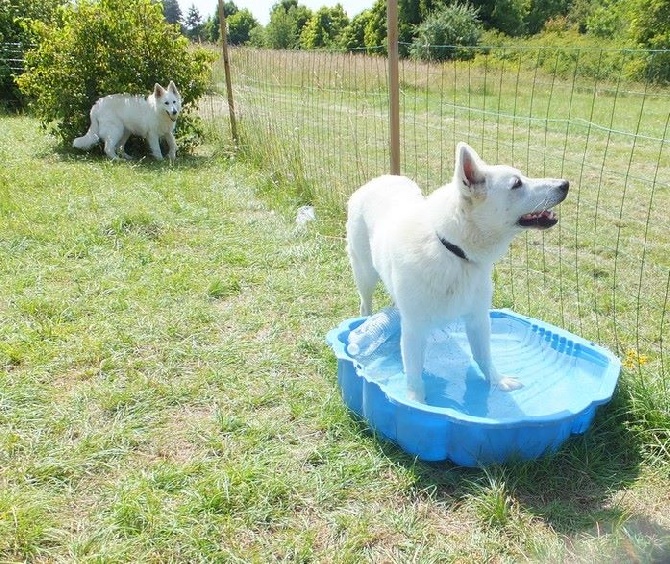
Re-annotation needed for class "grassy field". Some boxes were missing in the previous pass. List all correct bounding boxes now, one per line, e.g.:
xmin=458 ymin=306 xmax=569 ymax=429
xmin=0 ymin=113 xmax=669 ymax=561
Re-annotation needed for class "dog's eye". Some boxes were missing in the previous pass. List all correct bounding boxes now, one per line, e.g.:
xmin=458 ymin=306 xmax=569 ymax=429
xmin=511 ymin=177 xmax=522 ymax=189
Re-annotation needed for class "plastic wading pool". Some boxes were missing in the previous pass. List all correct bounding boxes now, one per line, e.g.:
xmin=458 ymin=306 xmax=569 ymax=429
xmin=326 ymin=309 xmax=621 ymax=466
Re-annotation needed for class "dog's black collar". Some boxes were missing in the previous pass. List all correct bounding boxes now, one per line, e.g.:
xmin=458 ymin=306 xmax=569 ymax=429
xmin=437 ymin=233 xmax=469 ymax=261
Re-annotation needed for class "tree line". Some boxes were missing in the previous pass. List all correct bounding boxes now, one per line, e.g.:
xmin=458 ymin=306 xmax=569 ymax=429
xmin=172 ymin=0 xmax=670 ymax=64
xmin=3 ymin=0 xmax=670 ymax=111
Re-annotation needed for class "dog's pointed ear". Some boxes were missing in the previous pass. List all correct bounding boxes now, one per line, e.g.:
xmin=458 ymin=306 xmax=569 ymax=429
xmin=454 ymin=142 xmax=486 ymax=192
xmin=167 ymin=81 xmax=180 ymax=97
xmin=154 ymin=83 xmax=166 ymax=97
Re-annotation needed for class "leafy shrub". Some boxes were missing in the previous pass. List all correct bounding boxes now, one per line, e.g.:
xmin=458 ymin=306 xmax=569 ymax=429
xmin=299 ymin=5 xmax=349 ymax=49
xmin=637 ymin=49 xmax=670 ymax=85
xmin=339 ymin=9 xmax=370 ymax=51
xmin=17 ymin=0 xmax=215 ymax=154
xmin=0 ymin=0 xmax=65 ymax=110
xmin=627 ymin=0 xmax=670 ymax=83
xmin=490 ymin=0 xmax=528 ymax=37
xmin=0 ymin=43 xmax=21 ymax=110
xmin=226 ymin=9 xmax=261 ymax=45
xmin=585 ymin=2 xmax=624 ymax=39
xmin=481 ymin=28 xmax=650 ymax=84
xmin=410 ymin=3 xmax=483 ymax=62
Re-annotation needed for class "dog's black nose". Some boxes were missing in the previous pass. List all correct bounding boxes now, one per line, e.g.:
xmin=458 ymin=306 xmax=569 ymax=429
xmin=560 ymin=180 xmax=569 ymax=193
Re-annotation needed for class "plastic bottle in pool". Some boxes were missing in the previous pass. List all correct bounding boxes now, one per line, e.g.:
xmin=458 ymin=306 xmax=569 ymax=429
xmin=346 ymin=306 xmax=401 ymax=358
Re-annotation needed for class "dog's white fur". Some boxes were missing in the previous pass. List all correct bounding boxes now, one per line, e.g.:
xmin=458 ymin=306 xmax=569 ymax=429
xmin=346 ymin=142 xmax=569 ymax=402
xmin=73 ymin=81 xmax=181 ymax=161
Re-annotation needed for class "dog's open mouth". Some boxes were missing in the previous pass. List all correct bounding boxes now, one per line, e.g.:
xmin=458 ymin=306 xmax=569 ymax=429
xmin=518 ymin=209 xmax=558 ymax=229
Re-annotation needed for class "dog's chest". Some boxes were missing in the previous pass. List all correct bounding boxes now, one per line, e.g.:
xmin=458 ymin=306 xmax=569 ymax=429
xmin=426 ymin=260 xmax=488 ymax=311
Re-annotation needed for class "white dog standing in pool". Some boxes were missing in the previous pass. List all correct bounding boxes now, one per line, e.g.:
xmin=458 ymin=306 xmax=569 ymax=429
xmin=73 ymin=81 xmax=181 ymax=161
xmin=346 ymin=142 xmax=569 ymax=402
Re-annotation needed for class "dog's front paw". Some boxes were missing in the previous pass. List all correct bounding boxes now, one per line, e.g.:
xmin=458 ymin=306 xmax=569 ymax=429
xmin=496 ymin=376 xmax=523 ymax=391
xmin=406 ymin=389 xmax=425 ymax=403
xmin=406 ymin=382 xmax=426 ymax=404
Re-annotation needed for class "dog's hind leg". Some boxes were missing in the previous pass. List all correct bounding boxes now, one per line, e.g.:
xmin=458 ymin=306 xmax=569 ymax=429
xmin=117 ymin=130 xmax=133 ymax=160
xmin=101 ymin=123 xmax=124 ymax=160
xmin=352 ymin=261 xmax=378 ymax=317
xmin=103 ymin=138 xmax=119 ymax=159
xmin=347 ymin=241 xmax=378 ymax=316
xmin=346 ymin=214 xmax=379 ymax=316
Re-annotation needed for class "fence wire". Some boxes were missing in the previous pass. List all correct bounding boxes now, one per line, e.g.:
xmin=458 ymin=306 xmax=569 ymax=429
xmin=202 ymin=46 xmax=670 ymax=390
xmin=0 ymin=42 xmax=31 ymax=72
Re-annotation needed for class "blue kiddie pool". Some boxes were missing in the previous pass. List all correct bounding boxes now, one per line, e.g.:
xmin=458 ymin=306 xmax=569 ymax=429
xmin=326 ymin=309 xmax=621 ymax=466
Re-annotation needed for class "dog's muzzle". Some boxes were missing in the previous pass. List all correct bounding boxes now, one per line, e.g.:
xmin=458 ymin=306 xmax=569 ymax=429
xmin=517 ymin=180 xmax=569 ymax=229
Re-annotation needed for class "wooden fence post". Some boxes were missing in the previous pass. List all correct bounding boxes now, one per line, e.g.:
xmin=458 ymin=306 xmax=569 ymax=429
xmin=218 ymin=0 xmax=238 ymax=144
xmin=387 ymin=0 xmax=400 ymax=175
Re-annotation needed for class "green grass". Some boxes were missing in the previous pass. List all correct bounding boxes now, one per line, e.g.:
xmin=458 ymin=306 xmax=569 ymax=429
xmin=0 ymin=113 xmax=669 ymax=561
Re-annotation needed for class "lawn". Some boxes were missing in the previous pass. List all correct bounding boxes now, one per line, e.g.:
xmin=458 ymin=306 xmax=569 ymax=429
xmin=0 ymin=115 xmax=669 ymax=561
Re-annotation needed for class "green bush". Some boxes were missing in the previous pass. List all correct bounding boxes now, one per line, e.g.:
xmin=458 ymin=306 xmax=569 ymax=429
xmin=627 ymin=0 xmax=670 ymax=83
xmin=0 ymin=0 xmax=65 ymax=110
xmin=410 ymin=3 xmax=483 ymax=62
xmin=480 ymin=28 xmax=650 ymax=84
xmin=17 ymin=0 xmax=215 ymax=154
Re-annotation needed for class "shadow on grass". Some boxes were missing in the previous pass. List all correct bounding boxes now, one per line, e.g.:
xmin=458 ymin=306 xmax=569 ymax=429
xmin=50 ymin=141 xmax=224 ymax=170
xmin=347 ymin=383 xmax=670 ymax=559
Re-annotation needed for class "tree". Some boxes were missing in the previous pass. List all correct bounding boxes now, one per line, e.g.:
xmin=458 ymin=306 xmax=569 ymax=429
xmin=566 ymin=0 xmax=597 ymax=33
xmin=352 ymin=0 xmax=425 ymax=55
xmin=626 ymin=0 xmax=670 ymax=82
xmin=161 ymin=0 xmax=182 ymax=25
xmin=410 ymin=2 xmax=483 ymax=61
xmin=203 ymin=1 xmax=238 ymax=42
xmin=299 ymin=4 xmax=349 ymax=49
xmin=526 ymin=0 xmax=572 ymax=35
xmin=265 ymin=1 xmax=312 ymax=49
xmin=585 ymin=0 xmax=624 ymax=38
xmin=227 ymin=9 xmax=259 ymax=45
xmin=491 ymin=0 xmax=528 ymax=36
xmin=342 ymin=0 xmax=482 ymax=55
xmin=339 ymin=9 xmax=373 ymax=51
xmin=184 ymin=4 xmax=204 ymax=41
xmin=266 ymin=7 xmax=298 ymax=48
xmin=363 ymin=0 xmax=387 ymax=54
xmin=627 ymin=0 xmax=670 ymax=47
xmin=0 ymin=0 xmax=66 ymax=109
xmin=248 ymin=25 xmax=267 ymax=47
xmin=398 ymin=0 xmax=441 ymax=54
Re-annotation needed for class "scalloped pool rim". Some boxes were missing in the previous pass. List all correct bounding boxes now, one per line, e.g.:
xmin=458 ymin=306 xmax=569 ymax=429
xmin=326 ymin=309 xmax=622 ymax=466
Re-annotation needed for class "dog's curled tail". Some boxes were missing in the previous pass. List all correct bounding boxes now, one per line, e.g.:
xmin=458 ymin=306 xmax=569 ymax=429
xmin=72 ymin=130 xmax=99 ymax=150
xmin=73 ymin=109 xmax=100 ymax=150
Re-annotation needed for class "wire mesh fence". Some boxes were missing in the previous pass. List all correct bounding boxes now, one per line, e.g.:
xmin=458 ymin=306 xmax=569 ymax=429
xmin=0 ymin=42 xmax=29 ymax=72
xmin=201 ymin=46 xmax=669 ymax=393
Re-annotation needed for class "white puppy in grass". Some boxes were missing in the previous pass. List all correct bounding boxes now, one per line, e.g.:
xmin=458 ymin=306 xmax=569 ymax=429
xmin=73 ymin=81 xmax=181 ymax=161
